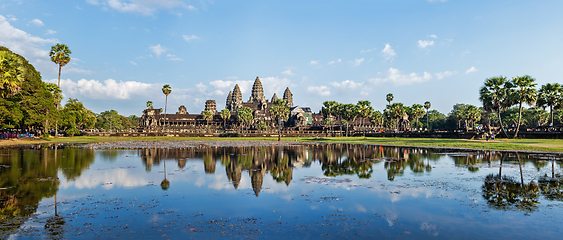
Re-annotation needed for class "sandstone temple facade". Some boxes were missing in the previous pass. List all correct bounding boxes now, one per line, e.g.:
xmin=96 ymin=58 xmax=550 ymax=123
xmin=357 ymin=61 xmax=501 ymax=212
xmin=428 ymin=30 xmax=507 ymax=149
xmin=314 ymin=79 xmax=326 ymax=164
xmin=137 ymin=76 xmax=322 ymax=133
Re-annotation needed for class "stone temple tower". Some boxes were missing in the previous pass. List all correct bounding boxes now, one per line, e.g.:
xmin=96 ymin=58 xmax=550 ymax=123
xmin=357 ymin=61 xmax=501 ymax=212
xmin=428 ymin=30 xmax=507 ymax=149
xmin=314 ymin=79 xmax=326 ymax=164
xmin=204 ymin=100 xmax=217 ymax=114
xmin=283 ymin=87 xmax=293 ymax=107
xmin=248 ymin=76 xmax=267 ymax=104
xmin=226 ymin=84 xmax=243 ymax=111
xmin=271 ymin=93 xmax=278 ymax=103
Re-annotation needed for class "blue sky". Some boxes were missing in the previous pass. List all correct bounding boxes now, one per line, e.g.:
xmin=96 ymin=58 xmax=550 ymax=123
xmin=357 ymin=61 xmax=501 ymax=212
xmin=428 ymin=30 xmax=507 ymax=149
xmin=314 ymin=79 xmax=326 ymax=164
xmin=1 ymin=0 xmax=562 ymax=116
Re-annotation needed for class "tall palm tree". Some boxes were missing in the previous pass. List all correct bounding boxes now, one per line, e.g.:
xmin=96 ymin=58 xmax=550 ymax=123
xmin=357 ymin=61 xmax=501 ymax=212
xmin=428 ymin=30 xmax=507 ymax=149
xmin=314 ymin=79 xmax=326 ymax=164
xmin=479 ymin=76 xmax=510 ymax=138
xmin=508 ymin=75 xmax=537 ymax=138
xmin=424 ymin=101 xmax=431 ymax=130
xmin=386 ymin=93 xmax=394 ymax=105
xmin=202 ymin=110 xmax=213 ymax=132
xmin=321 ymin=101 xmax=338 ymax=136
xmin=269 ymin=99 xmax=290 ymax=141
xmin=49 ymin=44 xmax=72 ymax=89
xmin=162 ymin=84 xmax=172 ymax=132
xmin=356 ymin=100 xmax=374 ymax=138
xmin=220 ymin=109 xmax=231 ymax=129
xmin=537 ymin=83 xmax=562 ymax=126
xmin=0 ymin=51 xmax=25 ymax=97
xmin=410 ymin=104 xmax=425 ymax=130
xmin=146 ymin=100 xmax=153 ymax=109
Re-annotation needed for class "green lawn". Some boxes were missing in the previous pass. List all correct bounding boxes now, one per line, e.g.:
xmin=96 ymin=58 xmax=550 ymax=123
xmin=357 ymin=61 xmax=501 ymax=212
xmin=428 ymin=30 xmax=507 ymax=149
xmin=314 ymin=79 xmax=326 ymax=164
xmin=3 ymin=136 xmax=563 ymax=153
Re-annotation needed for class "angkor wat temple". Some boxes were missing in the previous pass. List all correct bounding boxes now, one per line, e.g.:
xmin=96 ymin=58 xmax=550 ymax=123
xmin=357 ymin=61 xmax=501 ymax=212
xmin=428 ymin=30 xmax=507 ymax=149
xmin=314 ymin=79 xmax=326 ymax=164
xmin=138 ymin=77 xmax=323 ymax=134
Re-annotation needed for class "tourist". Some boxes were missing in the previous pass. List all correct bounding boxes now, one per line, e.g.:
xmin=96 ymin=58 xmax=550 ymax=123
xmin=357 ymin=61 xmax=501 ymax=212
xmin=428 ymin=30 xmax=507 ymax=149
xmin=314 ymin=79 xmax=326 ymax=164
xmin=491 ymin=133 xmax=495 ymax=141
xmin=485 ymin=132 xmax=489 ymax=141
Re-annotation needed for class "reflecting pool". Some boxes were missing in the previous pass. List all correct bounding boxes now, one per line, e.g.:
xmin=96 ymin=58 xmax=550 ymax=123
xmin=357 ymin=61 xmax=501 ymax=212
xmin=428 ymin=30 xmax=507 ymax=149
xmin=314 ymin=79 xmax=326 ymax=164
xmin=1 ymin=142 xmax=563 ymax=239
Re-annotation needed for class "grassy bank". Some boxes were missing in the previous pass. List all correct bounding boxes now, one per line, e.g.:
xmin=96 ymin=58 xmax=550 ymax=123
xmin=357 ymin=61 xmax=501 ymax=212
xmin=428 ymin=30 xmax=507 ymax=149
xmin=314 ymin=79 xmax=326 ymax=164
xmin=1 ymin=136 xmax=563 ymax=153
xmin=301 ymin=137 xmax=563 ymax=153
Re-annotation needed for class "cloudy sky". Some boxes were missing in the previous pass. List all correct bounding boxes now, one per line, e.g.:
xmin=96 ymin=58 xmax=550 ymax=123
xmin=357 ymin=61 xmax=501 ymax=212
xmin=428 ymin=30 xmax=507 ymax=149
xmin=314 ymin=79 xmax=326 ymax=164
xmin=1 ymin=0 xmax=562 ymax=116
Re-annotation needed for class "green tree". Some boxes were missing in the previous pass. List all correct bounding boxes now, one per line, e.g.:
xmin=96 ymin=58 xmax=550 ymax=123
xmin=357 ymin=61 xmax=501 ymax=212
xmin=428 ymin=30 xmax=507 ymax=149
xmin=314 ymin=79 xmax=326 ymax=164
xmin=161 ymin=84 xmax=172 ymax=131
xmin=60 ymin=98 xmax=97 ymax=135
xmin=257 ymin=122 xmax=267 ymax=131
xmin=0 ymin=51 xmax=25 ymax=97
xmin=424 ymin=101 xmax=431 ymax=130
xmin=340 ymin=103 xmax=358 ymax=137
xmin=356 ymin=100 xmax=374 ymax=138
xmin=127 ymin=115 xmax=139 ymax=128
xmin=479 ymin=76 xmax=510 ymax=138
xmin=385 ymin=103 xmax=405 ymax=129
xmin=269 ymin=99 xmax=290 ymax=141
xmin=386 ymin=93 xmax=394 ymax=105
xmin=537 ymin=83 xmax=562 ymax=126
xmin=462 ymin=105 xmax=482 ymax=128
xmin=237 ymin=107 xmax=254 ymax=131
xmin=202 ymin=110 xmax=213 ymax=132
xmin=220 ymin=109 xmax=231 ymax=129
xmin=508 ymin=75 xmax=537 ymax=137
xmin=146 ymin=100 xmax=153 ymax=109
xmin=49 ymin=44 xmax=71 ymax=89
xmin=370 ymin=110 xmax=384 ymax=128
xmin=321 ymin=101 xmax=338 ymax=135
xmin=410 ymin=104 xmax=425 ymax=130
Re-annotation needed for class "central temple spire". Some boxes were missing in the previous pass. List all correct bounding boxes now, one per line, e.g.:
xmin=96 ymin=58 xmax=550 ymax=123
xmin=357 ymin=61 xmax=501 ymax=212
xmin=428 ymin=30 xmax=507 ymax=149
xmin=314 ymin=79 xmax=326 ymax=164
xmin=248 ymin=76 xmax=266 ymax=103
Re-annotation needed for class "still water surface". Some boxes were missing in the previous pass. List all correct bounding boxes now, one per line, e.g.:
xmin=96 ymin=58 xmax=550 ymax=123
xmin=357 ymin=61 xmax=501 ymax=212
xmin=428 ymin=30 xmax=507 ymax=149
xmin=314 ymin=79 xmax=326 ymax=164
xmin=1 ymin=142 xmax=563 ymax=239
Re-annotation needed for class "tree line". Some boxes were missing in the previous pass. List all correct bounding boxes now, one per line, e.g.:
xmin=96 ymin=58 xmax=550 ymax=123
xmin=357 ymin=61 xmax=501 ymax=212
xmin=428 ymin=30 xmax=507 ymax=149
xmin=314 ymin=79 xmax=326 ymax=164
xmin=0 ymin=46 xmax=138 ymax=137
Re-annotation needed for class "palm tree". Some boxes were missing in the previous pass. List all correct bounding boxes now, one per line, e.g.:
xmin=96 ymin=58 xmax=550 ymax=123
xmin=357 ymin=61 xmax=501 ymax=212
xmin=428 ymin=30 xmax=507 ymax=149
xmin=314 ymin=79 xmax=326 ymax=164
xmin=508 ymin=75 xmax=537 ymax=138
xmin=386 ymin=93 xmax=394 ymax=105
xmin=161 ymin=84 xmax=172 ymax=132
xmin=356 ymin=100 xmax=374 ymax=138
xmin=202 ymin=110 xmax=213 ymax=132
xmin=424 ymin=101 xmax=431 ymax=130
xmin=341 ymin=103 xmax=358 ymax=137
xmin=479 ymin=76 xmax=510 ymax=138
xmin=537 ymin=83 xmax=562 ymax=126
xmin=410 ymin=104 xmax=425 ymax=130
xmin=49 ymin=44 xmax=72 ymax=89
xmin=321 ymin=101 xmax=338 ymax=136
xmin=237 ymin=107 xmax=254 ymax=132
xmin=0 ymin=51 xmax=25 ymax=97
xmin=146 ymin=100 xmax=153 ymax=109
xmin=269 ymin=99 xmax=290 ymax=141
xmin=220 ymin=109 xmax=231 ymax=129
xmin=370 ymin=110 xmax=384 ymax=128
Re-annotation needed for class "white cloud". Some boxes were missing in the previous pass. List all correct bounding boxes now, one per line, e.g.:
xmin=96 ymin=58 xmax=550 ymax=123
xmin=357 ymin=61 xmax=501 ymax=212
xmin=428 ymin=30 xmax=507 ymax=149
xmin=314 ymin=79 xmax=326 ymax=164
xmin=330 ymin=80 xmax=364 ymax=90
xmin=309 ymin=60 xmax=319 ymax=65
xmin=45 ymin=29 xmax=57 ymax=35
xmin=149 ymin=44 xmax=166 ymax=57
xmin=129 ymin=61 xmax=137 ymax=65
xmin=0 ymin=15 xmax=57 ymax=68
xmin=29 ymin=19 xmax=44 ymax=26
xmin=6 ymin=15 xmax=17 ymax=22
xmin=306 ymin=86 xmax=330 ymax=96
xmin=361 ymin=48 xmax=377 ymax=53
xmin=381 ymin=43 xmax=396 ymax=61
xmin=427 ymin=34 xmax=438 ymax=39
xmin=434 ymin=70 xmax=457 ymax=80
xmin=166 ymin=53 xmax=182 ymax=61
xmin=465 ymin=67 xmax=477 ymax=74
xmin=50 ymin=78 xmax=154 ymax=100
xmin=418 ymin=40 xmax=435 ymax=48
xmin=461 ymin=50 xmax=471 ymax=56
xmin=367 ymin=68 xmax=435 ymax=87
xmin=281 ymin=69 xmax=294 ymax=76
xmin=182 ymin=34 xmax=199 ymax=42
xmin=353 ymin=58 xmax=365 ymax=67
xmin=328 ymin=59 xmax=341 ymax=65
xmin=88 ymin=0 xmax=196 ymax=15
